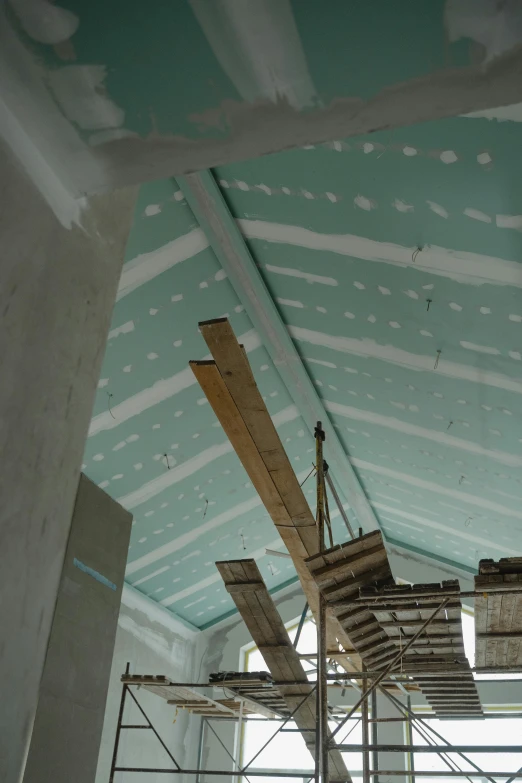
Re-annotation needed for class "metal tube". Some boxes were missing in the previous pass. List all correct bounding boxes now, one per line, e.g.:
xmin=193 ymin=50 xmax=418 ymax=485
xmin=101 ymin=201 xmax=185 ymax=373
xmin=504 ymin=762 xmax=522 ymax=783
xmin=126 ymin=686 xmax=181 ymax=770
xmin=325 ymin=472 xmax=355 ymax=539
xmin=406 ymin=695 xmax=415 ymax=783
xmin=114 ymin=769 xmax=318 ymax=778
xmin=315 ymin=420 xmax=325 ymax=550
xmin=317 ymin=594 xmax=329 ymax=783
xmin=371 ymin=688 xmax=378 ymax=783
xmin=379 ymin=687 xmax=495 ymax=783
xmin=196 ymin=719 xmax=206 ymax=783
xmin=294 ymin=602 xmax=309 ymax=650
xmin=405 ymin=711 xmax=468 ymax=783
xmin=241 ymin=686 xmax=317 ymax=773
xmin=233 ymin=699 xmax=244 ymax=772
xmin=109 ymin=663 xmax=130 ymax=783
xmin=120 ymin=667 xmax=522 ymax=685
xmin=330 ymin=599 xmax=450 ymax=742
xmin=367 ymin=773 xmax=522 ymax=778
xmin=338 ymin=745 xmax=522 ymax=753
xmin=361 ymin=669 xmax=370 ymax=783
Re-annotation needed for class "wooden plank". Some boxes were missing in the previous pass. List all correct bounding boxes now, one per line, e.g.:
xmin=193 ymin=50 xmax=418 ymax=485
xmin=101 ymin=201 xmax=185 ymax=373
xmin=475 ymin=561 xmax=522 ymax=670
xmin=192 ymin=323 xmax=362 ymax=675
xmin=218 ymin=558 xmax=351 ymax=783
xmin=198 ymin=320 xmax=312 ymax=528
xmin=190 ymin=361 xmax=293 ymax=529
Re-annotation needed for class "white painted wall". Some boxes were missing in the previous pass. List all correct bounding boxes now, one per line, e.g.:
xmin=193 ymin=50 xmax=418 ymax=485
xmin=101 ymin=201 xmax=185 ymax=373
xmin=96 ymin=586 xmax=209 ymax=783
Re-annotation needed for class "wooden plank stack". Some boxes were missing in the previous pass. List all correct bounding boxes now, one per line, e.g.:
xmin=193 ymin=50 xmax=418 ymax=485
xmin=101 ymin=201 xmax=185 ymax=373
xmin=360 ymin=581 xmax=482 ymax=717
xmin=209 ymin=671 xmax=289 ymax=718
xmin=121 ymin=674 xmax=252 ymax=718
xmin=305 ymin=537 xmax=482 ymax=717
xmin=190 ymin=319 xmax=360 ymax=670
xmin=305 ymin=531 xmax=398 ymax=669
xmin=475 ymin=557 xmax=522 ymax=669
xmin=217 ymin=558 xmax=352 ymax=783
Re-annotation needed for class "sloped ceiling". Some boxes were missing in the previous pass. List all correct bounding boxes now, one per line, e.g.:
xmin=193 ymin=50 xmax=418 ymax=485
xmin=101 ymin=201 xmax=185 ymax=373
xmin=6 ymin=0 xmax=522 ymax=195
xmin=84 ymin=111 xmax=522 ymax=628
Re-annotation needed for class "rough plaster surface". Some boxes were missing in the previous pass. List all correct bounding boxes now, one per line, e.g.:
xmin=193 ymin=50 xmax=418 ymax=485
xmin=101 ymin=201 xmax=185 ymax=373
xmin=4 ymin=3 xmax=522 ymax=195
xmin=0 ymin=141 xmax=136 ymax=783
xmin=96 ymin=591 xmax=206 ymax=783
xmin=93 ymin=44 xmax=522 ymax=190
xmin=23 ymin=475 xmax=132 ymax=783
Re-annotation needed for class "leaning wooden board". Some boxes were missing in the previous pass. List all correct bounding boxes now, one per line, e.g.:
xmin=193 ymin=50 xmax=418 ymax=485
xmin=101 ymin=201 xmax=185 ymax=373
xmin=190 ymin=318 xmax=359 ymax=669
xmin=305 ymin=531 xmax=399 ymax=669
xmin=217 ymin=558 xmax=351 ymax=783
xmin=475 ymin=558 xmax=522 ymax=669
xmin=359 ymin=582 xmax=482 ymax=717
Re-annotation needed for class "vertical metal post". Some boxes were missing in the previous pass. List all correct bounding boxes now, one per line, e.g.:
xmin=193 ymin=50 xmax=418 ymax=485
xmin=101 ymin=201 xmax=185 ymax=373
xmin=109 ymin=662 xmax=130 ymax=783
xmin=371 ymin=688 xmax=378 ymax=783
xmin=315 ymin=421 xmax=328 ymax=783
xmin=406 ymin=696 xmax=415 ymax=783
xmin=294 ymin=602 xmax=309 ymax=650
xmin=362 ymin=668 xmax=370 ymax=783
xmin=317 ymin=593 xmax=329 ymax=783
xmin=233 ymin=699 xmax=244 ymax=772
xmin=325 ymin=473 xmax=355 ymax=540
xmin=196 ymin=718 xmax=206 ymax=783
xmin=315 ymin=421 xmax=325 ymax=550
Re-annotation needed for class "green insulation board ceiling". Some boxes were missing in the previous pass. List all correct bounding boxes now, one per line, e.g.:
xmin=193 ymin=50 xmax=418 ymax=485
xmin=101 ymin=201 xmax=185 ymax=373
xmin=84 ymin=111 xmax=522 ymax=628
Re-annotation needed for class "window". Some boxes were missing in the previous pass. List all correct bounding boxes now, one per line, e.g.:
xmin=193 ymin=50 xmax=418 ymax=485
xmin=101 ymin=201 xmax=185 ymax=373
xmin=242 ymin=615 xmax=364 ymax=783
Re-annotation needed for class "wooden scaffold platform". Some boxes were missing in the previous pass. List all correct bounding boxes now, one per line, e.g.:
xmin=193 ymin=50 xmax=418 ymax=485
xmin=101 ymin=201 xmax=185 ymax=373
xmin=305 ymin=535 xmax=482 ymax=717
xmin=475 ymin=557 xmax=522 ymax=669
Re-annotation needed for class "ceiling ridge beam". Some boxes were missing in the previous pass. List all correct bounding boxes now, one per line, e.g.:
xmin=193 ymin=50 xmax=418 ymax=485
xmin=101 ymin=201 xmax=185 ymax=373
xmin=178 ymin=169 xmax=381 ymax=536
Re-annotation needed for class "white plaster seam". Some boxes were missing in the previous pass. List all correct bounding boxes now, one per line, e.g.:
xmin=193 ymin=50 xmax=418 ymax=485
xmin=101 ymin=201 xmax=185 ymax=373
xmin=108 ymin=320 xmax=134 ymax=340
xmin=126 ymin=453 xmax=306 ymax=576
xmin=239 ymin=219 xmax=522 ymax=288
xmin=119 ymin=404 xmax=300 ymax=512
xmin=160 ymin=536 xmax=283 ymax=607
xmin=351 ymin=458 xmax=522 ymax=522
xmin=89 ymin=329 xmax=260 ymax=436
xmin=117 ymin=228 xmax=209 ymax=301
xmin=325 ymin=400 xmax=522 ymax=468
xmin=374 ymin=502 xmax=509 ymax=555
xmin=290 ymin=326 xmax=522 ymax=395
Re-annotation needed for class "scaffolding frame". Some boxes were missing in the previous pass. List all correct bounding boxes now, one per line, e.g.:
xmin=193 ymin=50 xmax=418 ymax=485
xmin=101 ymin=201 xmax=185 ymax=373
xmin=108 ymin=395 xmax=522 ymax=781
xmin=108 ymin=665 xmax=522 ymax=783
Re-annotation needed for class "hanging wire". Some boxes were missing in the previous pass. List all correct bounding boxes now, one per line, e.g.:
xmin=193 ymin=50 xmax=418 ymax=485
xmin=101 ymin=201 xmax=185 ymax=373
xmin=300 ymin=465 xmax=317 ymax=487
xmin=107 ymin=392 xmax=115 ymax=419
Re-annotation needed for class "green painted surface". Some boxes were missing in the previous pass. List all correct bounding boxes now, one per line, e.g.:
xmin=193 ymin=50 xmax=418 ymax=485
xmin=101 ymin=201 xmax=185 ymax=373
xmin=86 ymin=111 xmax=522 ymax=629
xmin=20 ymin=0 xmax=471 ymax=145
xmin=84 ymin=178 xmax=350 ymax=626
xmin=213 ymin=114 xmax=522 ymax=574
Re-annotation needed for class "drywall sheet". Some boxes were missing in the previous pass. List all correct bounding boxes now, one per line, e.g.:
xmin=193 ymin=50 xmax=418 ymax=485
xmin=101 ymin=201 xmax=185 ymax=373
xmin=23 ymin=474 xmax=132 ymax=783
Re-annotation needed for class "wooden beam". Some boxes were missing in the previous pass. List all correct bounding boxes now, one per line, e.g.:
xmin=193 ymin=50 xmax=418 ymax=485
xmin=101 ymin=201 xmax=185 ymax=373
xmin=216 ymin=559 xmax=351 ymax=783
xmin=190 ymin=321 xmax=360 ymax=668
xmin=181 ymin=170 xmax=381 ymax=537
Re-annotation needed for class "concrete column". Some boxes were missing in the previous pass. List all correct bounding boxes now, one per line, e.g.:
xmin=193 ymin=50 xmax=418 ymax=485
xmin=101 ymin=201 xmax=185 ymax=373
xmin=23 ymin=475 xmax=132 ymax=783
xmin=0 ymin=141 xmax=136 ymax=783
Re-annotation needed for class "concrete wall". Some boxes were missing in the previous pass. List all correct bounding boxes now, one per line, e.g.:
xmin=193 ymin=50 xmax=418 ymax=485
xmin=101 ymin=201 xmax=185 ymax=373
xmin=0 ymin=139 xmax=137 ymax=783
xmin=96 ymin=585 xmax=208 ymax=783
xmin=24 ymin=475 xmax=132 ymax=783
